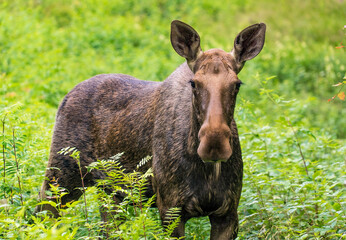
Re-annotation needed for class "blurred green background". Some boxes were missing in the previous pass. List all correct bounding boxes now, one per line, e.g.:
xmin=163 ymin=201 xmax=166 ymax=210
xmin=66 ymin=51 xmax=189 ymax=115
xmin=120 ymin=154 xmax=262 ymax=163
xmin=0 ymin=0 xmax=345 ymax=239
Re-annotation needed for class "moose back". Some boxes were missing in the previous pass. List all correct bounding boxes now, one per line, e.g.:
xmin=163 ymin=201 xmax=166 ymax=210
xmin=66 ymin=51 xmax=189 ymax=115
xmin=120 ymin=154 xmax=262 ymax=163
xmin=38 ymin=20 xmax=266 ymax=239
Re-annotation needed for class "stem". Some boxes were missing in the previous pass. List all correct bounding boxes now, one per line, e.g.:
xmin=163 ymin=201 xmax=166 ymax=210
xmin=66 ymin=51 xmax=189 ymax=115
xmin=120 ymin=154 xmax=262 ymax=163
xmin=77 ymin=162 xmax=89 ymax=223
xmin=12 ymin=128 xmax=23 ymax=206
xmin=139 ymin=177 xmax=146 ymax=239
xmin=130 ymin=180 xmax=137 ymax=216
xmin=139 ymin=176 xmax=143 ymax=214
xmin=329 ymin=84 xmax=345 ymax=102
xmin=286 ymin=119 xmax=309 ymax=177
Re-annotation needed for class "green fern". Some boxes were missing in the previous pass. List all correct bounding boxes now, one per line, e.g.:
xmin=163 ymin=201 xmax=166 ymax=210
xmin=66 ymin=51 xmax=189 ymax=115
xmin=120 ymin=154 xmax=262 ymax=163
xmin=88 ymin=156 xmax=178 ymax=239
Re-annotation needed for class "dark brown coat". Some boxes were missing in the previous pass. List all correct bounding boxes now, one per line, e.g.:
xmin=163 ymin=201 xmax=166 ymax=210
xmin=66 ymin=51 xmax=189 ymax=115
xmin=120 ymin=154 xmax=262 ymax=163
xmin=38 ymin=20 xmax=266 ymax=239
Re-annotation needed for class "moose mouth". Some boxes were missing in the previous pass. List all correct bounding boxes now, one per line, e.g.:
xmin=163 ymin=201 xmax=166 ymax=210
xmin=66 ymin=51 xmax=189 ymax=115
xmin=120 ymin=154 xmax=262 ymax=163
xmin=202 ymin=158 xmax=228 ymax=163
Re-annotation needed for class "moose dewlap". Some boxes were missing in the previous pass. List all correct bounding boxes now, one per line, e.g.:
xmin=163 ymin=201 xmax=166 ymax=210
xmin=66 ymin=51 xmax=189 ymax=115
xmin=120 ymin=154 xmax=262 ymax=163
xmin=38 ymin=20 xmax=266 ymax=239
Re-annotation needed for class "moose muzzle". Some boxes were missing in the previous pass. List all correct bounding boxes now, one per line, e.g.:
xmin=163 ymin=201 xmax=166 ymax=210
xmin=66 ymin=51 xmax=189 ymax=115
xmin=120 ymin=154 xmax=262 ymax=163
xmin=197 ymin=122 xmax=232 ymax=162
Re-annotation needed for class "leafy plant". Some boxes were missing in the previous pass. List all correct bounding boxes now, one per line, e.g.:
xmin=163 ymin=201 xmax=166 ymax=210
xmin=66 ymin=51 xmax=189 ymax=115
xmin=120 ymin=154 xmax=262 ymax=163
xmin=236 ymin=77 xmax=345 ymax=239
xmin=87 ymin=154 xmax=180 ymax=239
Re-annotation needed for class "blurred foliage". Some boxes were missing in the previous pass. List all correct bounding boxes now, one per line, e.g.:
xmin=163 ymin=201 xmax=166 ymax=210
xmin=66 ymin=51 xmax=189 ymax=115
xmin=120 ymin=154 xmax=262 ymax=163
xmin=0 ymin=0 xmax=345 ymax=239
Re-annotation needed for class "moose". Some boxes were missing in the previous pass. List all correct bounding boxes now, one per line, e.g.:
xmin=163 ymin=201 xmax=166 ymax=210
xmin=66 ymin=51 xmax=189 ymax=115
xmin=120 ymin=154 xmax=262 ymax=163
xmin=38 ymin=20 xmax=266 ymax=239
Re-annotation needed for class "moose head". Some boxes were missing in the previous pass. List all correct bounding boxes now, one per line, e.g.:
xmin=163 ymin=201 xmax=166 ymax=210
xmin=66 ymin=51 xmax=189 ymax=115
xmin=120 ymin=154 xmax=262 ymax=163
xmin=171 ymin=20 xmax=266 ymax=162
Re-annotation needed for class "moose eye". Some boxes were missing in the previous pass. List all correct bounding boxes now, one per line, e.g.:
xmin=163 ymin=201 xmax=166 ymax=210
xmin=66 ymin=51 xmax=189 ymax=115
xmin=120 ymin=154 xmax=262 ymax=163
xmin=189 ymin=80 xmax=196 ymax=89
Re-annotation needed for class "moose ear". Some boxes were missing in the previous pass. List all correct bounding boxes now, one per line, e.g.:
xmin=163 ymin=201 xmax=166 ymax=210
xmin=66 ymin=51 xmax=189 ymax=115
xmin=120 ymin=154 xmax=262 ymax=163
xmin=231 ymin=23 xmax=266 ymax=73
xmin=171 ymin=20 xmax=203 ymax=71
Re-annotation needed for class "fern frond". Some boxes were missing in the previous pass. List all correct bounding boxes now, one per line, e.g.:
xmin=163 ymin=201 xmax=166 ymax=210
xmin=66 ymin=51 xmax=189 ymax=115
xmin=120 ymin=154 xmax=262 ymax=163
xmin=136 ymin=155 xmax=152 ymax=169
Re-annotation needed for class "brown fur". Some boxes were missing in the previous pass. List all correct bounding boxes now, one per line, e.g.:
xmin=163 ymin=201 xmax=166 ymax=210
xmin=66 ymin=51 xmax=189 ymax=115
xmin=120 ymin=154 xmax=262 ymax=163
xmin=37 ymin=20 xmax=266 ymax=239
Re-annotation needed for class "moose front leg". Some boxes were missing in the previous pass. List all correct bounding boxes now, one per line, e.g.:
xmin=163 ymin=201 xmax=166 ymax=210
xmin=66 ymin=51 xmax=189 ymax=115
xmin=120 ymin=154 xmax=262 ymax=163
xmin=156 ymin=193 xmax=187 ymax=238
xmin=209 ymin=212 xmax=239 ymax=240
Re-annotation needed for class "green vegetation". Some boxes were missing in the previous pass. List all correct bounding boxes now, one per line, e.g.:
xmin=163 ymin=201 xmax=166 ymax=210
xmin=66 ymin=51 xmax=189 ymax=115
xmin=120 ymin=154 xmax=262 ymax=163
xmin=1 ymin=0 xmax=345 ymax=239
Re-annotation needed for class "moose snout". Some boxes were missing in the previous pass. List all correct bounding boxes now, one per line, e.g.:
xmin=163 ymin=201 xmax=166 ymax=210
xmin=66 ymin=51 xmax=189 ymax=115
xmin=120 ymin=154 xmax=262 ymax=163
xmin=197 ymin=124 xmax=232 ymax=162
